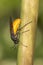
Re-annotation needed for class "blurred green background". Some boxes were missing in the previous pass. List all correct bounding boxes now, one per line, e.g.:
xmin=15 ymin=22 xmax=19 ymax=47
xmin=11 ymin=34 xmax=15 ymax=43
xmin=0 ymin=0 xmax=43 ymax=65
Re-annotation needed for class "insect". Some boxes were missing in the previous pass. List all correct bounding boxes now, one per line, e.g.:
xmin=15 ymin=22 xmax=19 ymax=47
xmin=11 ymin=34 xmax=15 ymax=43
xmin=10 ymin=17 xmax=32 ymax=45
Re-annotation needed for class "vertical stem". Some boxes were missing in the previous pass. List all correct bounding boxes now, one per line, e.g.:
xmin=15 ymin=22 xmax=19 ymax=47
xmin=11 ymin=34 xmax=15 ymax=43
xmin=17 ymin=0 xmax=39 ymax=65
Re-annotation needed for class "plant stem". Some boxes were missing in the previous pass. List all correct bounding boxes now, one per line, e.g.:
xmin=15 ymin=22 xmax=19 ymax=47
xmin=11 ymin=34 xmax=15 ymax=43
xmin=17 ymin=0 xmax=39 ymax=65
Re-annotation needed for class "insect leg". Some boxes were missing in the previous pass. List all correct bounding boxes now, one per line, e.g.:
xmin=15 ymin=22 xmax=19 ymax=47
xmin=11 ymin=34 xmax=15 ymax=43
xmin=18 ymin=21 xmax=32 ymax=31
xmin=20 ymin=29 xmax=30 ymax=34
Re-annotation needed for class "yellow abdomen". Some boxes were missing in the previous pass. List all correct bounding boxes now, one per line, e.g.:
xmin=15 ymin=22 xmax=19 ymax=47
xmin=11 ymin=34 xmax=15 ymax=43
xmin=13 ymin=19 xmax=21 ymax=35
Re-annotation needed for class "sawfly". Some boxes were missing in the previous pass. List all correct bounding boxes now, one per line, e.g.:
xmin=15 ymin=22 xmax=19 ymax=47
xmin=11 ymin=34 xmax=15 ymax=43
xmin=10 ymin=17 xmax=32 ymax=46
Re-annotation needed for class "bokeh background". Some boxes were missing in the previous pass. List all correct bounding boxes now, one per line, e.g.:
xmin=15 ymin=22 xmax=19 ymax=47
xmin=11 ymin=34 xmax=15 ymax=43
xmin=0 ymin=0 xmax=43 ymax=65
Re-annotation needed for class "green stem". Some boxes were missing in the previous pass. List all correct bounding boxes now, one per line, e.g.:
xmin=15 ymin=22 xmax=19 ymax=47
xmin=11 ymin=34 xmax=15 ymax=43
xmin=17 ymin=0 xmax=39 ymax=65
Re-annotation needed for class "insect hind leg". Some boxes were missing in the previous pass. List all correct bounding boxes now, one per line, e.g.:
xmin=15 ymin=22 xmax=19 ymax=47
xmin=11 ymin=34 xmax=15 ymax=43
xmin=20 ymin=29 xmax=30 ymax=34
